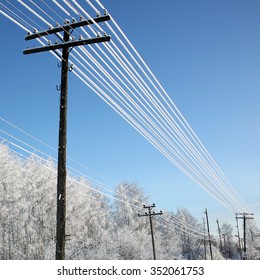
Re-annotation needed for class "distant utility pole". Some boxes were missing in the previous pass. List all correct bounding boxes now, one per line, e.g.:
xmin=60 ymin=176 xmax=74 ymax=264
xmin=23 ymin=13 xmax=111 ymax=260
xmin=222 ymin=233 xmax=228 ymax=259
xmin=236 ymin=212 xmax=254 ymax=259
xmin=138 ymin=204 xmax=163 ymax=260
xmin=203 ymin=218 xmax=207 ymax=260
xmin=204 ymin=209 xmax=213 ymax=260
xmin=235 ymin=214 xmax=243 ymax=259
xmin=216 ymin=219 xmax=223 ymax=253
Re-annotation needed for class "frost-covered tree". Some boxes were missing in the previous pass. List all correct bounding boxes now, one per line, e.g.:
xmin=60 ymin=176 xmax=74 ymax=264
xmin=0 ymin=144 xmax=22 ymax=259
xmin=245 ymin=223 xmax=260 ymax=260
xmin=156 ymin=211 xmax=182 ymax=259
xmin=171 ymin=208 xmax=223 ymax=260
xmin=0 ymin=143 xmax=234 ymax=260
xmin=220 ymin=223 xmax=237 ymax=259
xmin=0 ymin=143 xmax=118 ymax=259
xmin=113 ymin=181 xmax=153 ymax=259
xmin=66 ymin=177 xmax=117 ymax=259
xmin=173 ymin=208 xmax=204 ymax=259
xmin=0 ymin=144 xmax=56 ymax=259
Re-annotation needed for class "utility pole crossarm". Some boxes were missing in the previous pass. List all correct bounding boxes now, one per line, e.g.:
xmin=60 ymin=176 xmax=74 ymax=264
xmin=25 ymin=15 xmax=110 ymax=40
xmin=138 ymin=213 xmax=148 ymax=217
xmin=236 ymin=213 xmax=254 ymax=217
xmin=23 ymin=35 xmax=111 ymax=55
xmin=138 ymin=212 xmax=163 ymax=217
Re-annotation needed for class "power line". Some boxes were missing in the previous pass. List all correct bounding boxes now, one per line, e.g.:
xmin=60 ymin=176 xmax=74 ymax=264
xmin=0 ymin=137 xmax=205 ymax=240
xmin=0 ymin=0 xmax=251 ymax=215
xmin=0 ymin=117 xmax=117 ymax=187
xmin=2 ymin=130 xmax=251 ymax=244
xmin=0 ymin=120 xmax=206 ymax=240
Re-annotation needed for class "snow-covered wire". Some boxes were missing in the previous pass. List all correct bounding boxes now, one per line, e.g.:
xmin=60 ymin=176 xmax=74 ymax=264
xmin=0 ymin=1 xmax=251 ymax=215
xmin=0 ymin=124 xmax=205 ymax=237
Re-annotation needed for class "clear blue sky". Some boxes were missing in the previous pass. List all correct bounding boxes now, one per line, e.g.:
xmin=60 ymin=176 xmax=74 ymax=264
xmin=0 ymin=0 xmax=260 ymax=233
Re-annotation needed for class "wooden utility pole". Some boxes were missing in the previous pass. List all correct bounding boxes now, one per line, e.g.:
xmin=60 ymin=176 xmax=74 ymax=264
xmin=203 ymin=218 xmax=207 ymax=260
xmin=222 ymin=233 xmax=228 ymax=259
xmin=138 ymin=204 xmax=163 ymax=260
xmin=235 ymin=213 xmax=243 ymax=259
xmin=23 ymin=14 xmax=111 ymax=260
xmin=204 ymin=209 xmax=213 ymax=260
xmin=55 ymin=26 xmax=70 ymax=261
xmin=216 ymin=219 xmax=223 ymax=253
xmin=236 ymin=212 xmax=254 ymax=259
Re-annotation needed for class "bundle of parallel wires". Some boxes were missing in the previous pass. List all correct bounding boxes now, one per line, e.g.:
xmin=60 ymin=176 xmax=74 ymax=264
xmin=0 ymin=0 xmax=253 ymax=238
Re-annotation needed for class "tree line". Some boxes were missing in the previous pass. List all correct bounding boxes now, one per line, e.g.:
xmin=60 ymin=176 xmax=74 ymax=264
xmin=0 ymin=143 xmax=259 ymax=259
